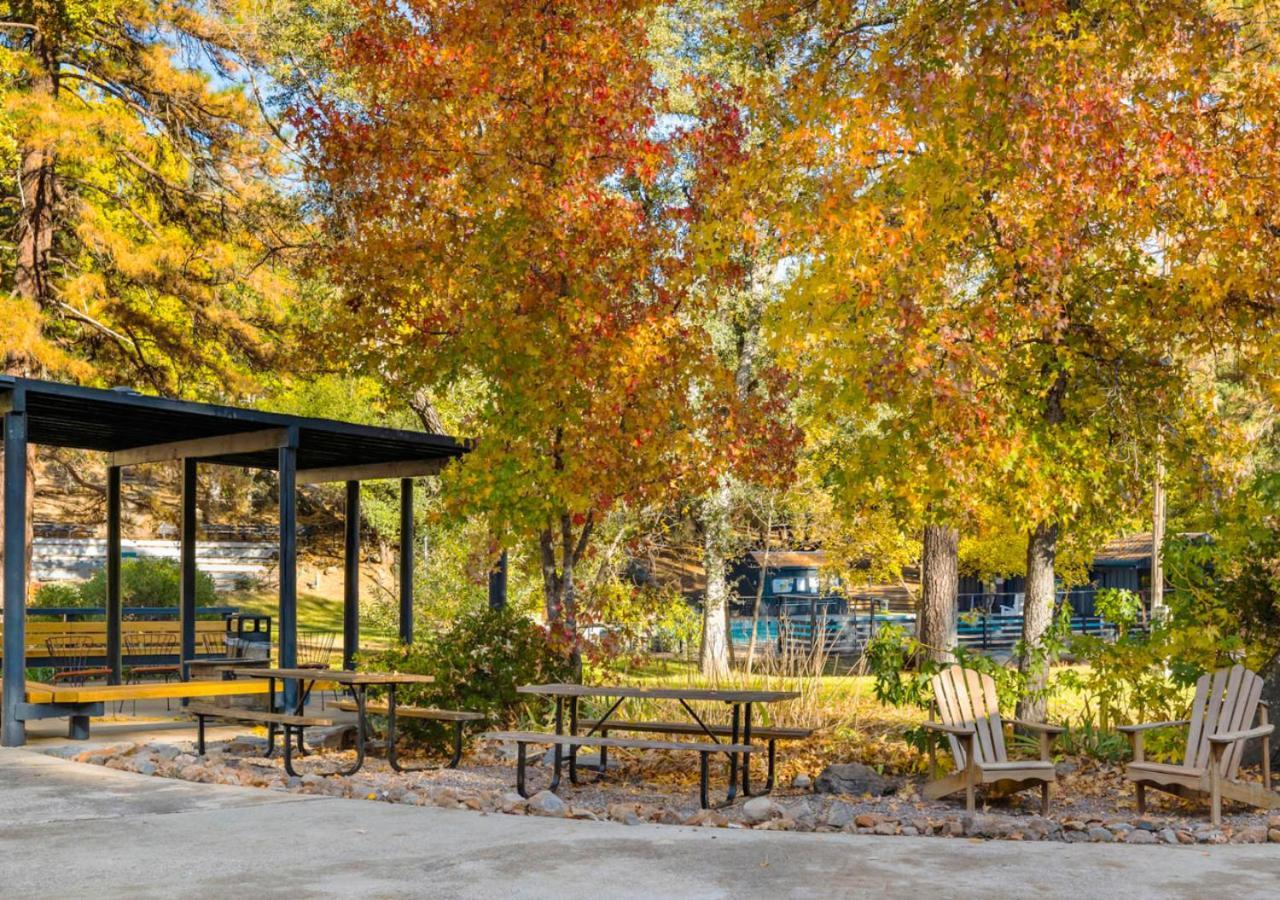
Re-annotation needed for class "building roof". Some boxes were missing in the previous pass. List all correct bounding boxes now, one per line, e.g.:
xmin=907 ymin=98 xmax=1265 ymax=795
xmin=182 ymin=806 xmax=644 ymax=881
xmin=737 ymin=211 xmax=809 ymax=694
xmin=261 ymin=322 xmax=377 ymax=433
xmin=0 ymin=377 xmax=468 ymax=476
xmin=748 ymin=549 xmax=826 ymax=569
xmin=1093 ymin=531 xmax=1210 ymax=566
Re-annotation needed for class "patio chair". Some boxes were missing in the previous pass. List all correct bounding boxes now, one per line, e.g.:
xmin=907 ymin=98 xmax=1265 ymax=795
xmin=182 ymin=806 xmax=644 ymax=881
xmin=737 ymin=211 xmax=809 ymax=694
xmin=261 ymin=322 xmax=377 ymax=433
xmin=45 ymin=636 xmax=111 ymax=685
xmin=921 ymin=665 xmax=1064 ymax=814
xmin=1122 ymin=664 xmax=1278 ymax=825
xmin=124 ymin=631 xmax=181 ymax=712
xmin=296 ymin=632 xmax=337 ymax=709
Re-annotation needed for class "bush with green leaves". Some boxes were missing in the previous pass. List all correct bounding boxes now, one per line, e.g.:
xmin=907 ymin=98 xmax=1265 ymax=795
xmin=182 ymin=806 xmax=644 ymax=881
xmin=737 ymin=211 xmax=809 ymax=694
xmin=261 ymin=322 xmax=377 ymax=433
xmin=361 ymin=606 xmax=573 ymax=756
xmin=30 ymin=582 xmax=87 ymax=608
xmin=78 ymin=557 xmax=217 ymax=608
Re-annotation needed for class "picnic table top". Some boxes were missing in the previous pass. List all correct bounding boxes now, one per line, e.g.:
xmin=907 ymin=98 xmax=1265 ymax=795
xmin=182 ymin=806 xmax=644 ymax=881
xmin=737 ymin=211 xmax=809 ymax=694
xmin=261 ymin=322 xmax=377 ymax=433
xmin=227 ymin=667 xmax=434 ymax=685
xmin=516 ymin=683 xmax=799 ymax=703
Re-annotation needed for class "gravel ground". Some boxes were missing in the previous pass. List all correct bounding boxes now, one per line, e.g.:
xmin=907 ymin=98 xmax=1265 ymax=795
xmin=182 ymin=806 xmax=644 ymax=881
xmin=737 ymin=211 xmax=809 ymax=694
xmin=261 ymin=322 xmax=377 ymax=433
xmin=52 ymin=736 xmax=1280 ymax=846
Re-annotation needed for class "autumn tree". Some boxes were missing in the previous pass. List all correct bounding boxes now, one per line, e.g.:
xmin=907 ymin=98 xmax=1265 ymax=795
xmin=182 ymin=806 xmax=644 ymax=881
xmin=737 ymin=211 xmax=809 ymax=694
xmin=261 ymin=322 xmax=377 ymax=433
xmin=302 ymin=0 xmax=713 ymax=667
xmin=755 ymin=0 xmax=1280 ymax=712
xmin=0 ymin=1 xmax=302 ymax=392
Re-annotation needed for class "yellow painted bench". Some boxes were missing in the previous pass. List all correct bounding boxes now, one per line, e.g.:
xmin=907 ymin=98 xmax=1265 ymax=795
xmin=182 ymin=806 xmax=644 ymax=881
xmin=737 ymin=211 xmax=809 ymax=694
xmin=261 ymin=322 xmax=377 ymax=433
xmin=20 ymin=678 xmax=277 ymax=740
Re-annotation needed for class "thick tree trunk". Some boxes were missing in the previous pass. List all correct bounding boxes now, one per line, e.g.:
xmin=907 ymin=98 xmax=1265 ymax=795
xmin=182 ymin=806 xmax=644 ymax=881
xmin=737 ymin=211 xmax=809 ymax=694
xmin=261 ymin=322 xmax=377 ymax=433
xmin=918 ymin=524 xmax=959 ymax=664
xmin=700 ymin=483 xmax=732 ymax=681
xmin=1017 ymin=520 xmax=1059 ymax=723
xmin=15 ymin=27 xmax=58 ymax=310
xmin=539 ymin=514 xmax=592 ymax=682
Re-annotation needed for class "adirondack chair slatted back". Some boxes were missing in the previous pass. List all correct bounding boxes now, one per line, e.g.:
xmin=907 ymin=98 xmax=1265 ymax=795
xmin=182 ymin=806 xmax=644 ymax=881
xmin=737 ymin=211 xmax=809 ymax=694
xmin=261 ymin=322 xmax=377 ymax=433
xmin=931 ymin=666 xmax=1007 ymax=768
xmin=1184 ymin=664 xmax=1264 ymax=778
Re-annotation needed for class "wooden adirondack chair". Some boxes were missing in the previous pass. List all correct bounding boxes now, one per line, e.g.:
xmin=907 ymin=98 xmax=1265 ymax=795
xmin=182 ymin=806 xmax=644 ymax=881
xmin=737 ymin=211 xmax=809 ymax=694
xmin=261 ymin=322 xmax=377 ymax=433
xmin=1122 ymin=664 xmax=1277 ymax=825
xmin=922 ymin=665 xmax=1064 ymax=814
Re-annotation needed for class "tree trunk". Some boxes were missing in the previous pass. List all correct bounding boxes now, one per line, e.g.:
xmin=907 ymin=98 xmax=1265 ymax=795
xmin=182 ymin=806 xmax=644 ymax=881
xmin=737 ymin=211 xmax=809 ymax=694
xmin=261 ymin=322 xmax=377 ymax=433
xmin=700 ymin=482 xmax=733 ymax=681
xmin=745 ymin=498 xmax=774 ymax=675
xmin=539 ymin=514 xmax=592 ymax=682
xmin=1017 ymin=520 xmax=1059 ymax=723
xmin=15 ymin=25 xmax=58 ymax=311
xmin=918 ymin=524 xmax=959 ymax=664
xmin=1150 ymin=458 xmax=1166 ymax=621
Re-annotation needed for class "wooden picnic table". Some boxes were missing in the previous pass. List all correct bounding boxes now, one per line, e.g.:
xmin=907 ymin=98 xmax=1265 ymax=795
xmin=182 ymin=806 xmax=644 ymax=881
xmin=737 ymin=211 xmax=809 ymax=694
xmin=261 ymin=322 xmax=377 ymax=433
xmin=229 ymin=668 xmax=434 ymax=775
xmin=517 ymin=683 xmax=798 ymax=801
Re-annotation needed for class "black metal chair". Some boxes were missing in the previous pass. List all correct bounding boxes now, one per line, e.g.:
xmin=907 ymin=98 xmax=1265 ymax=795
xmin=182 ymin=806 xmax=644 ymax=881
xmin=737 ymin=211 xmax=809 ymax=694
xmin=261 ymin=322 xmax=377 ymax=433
xmin=45 ymin=636 xmax=111 ymax=685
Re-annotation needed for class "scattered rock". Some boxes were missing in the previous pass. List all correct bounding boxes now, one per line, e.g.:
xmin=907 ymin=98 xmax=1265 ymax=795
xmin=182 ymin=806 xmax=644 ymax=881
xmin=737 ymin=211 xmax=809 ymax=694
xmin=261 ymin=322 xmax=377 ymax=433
xmin=1087 ymin=827 xmax=1115 ymax=843
xmin=742 ymin=796 xmax=782 ymax=824
xmin=608 ymin=803 xmax=644 ymax=826
xmin=823 ymin=803 xmax=856 ymax=829
xmin=1125 ymin=829 xmax=1156 ymax=844
xmin=1158 ymin=828 xmax=1178 ymax=845
xmin=526 ymin=791 xmax=567 ymax=817
xmin=1230 ymin=826 xmax=1267 ymax=844
xmin=312 ymin=725 xmax=358 ymax=751
xmin=1268 ymin=828 xmax=1280 ymax=844
xmin=791 ymin=774 xmax=812 ymax=791
xmin=685 ymin=809 xmax=730 ymax=828
xmin=872 ymin=821 xmax=899 ymax=836
xmin=814 ymin=763 xmax=897 ymax=797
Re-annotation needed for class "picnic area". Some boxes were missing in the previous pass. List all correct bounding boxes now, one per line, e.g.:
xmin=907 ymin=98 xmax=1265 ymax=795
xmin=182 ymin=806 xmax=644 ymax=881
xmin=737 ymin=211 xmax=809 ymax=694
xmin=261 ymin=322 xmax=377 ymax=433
xmin=7 ymin=1 xmax=1280 ymax=895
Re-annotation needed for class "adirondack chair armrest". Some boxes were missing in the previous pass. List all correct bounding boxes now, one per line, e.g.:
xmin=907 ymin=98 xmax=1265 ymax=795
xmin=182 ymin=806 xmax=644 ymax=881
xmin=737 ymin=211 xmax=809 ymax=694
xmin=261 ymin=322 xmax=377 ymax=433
xmin=1207 ymin=724 xmax=1274 ymax=746
xmin=1007 ymin=718 xmax=1065 ymax=736
xmin=922 ymin=721 xmax=975 ymax=736
xmin=1116 ymin=719 xmax=1190 ymax=734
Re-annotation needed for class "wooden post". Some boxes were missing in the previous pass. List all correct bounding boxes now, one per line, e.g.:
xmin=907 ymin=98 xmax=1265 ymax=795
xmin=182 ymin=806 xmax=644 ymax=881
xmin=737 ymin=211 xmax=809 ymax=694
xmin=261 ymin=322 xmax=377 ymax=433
xmin=279 ymin=434 xmax=299 ymax=711
xmin=106 ymin=465 xmax=122 ymax=685
xmin=2 ymin=406 xmax=28 ymax=747
xmin=343 ymin=480 xmax=360 ymax=670
xmin=180 ymin=458 xmax=197 ymax=683
xmin=399 ymin=478 xmax=414 ymax=644
xmin=488 ymin=550 xmax=508 ymax=611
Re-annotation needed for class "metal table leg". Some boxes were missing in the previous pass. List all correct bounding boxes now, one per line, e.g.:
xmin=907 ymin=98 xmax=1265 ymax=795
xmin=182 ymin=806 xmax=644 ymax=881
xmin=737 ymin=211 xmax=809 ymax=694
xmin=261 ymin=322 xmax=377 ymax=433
xmin=549 ymin=696 xmax=564 ymax=793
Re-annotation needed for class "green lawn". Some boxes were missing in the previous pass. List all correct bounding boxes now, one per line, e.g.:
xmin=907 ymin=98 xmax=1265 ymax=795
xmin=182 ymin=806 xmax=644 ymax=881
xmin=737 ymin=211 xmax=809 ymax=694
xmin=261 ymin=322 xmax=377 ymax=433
xmin=229 ymin=590 xmax=396 ymax=650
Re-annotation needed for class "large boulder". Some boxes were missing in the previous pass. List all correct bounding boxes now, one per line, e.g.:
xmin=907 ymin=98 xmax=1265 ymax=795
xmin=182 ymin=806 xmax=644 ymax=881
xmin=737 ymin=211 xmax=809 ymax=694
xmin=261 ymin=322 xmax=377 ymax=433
xmin=814 ymin=763 xmax=898 ymax=797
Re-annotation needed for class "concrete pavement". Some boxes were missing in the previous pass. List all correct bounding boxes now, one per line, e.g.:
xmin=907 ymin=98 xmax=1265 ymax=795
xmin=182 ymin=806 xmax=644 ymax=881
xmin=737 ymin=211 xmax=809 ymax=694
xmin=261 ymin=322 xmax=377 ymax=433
xmin=1 ymin=748 xmax=1277 ymax=899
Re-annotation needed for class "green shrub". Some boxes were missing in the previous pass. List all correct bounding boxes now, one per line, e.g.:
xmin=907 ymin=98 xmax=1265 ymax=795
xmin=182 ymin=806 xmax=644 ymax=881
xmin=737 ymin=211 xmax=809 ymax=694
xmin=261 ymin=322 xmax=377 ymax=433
xmin=361 ymin=606 xmax=573 ymax=756
xmin=78 ymin=557 xmax=217 ymax=607
xmin=30 ymin=582 xmax=88 ymax=608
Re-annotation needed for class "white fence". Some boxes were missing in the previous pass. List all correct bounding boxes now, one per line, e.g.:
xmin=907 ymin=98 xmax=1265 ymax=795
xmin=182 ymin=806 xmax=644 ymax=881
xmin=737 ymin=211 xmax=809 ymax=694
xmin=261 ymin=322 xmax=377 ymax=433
xmin=33 ymin=538 xmax=276 ymax=591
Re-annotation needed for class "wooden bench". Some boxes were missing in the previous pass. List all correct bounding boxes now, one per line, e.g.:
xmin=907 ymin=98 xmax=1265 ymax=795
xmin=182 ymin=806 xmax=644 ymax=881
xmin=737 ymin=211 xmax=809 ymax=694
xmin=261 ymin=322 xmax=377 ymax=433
xmin=483 ymin=730 xmax=754 ymax=808
xmin=22 ymin=679 xmax=272 ymax=740
xmin=337 ymin=701 xmax=484 ymax=768
xmin=579 ymin=719 xmax=811 ymax=794
xmin=187 ymin=703 xmax=333 ymax=777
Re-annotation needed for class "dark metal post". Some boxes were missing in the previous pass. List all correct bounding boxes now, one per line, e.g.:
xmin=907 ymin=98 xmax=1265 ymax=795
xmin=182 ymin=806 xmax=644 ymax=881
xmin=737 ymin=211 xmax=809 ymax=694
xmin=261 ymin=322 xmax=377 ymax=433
xmin=179 ymin=458 xmax=197 ymax=681
xmin=106 ymin=465 xmax=122 ymax=684
xmin=488 ymin=550 xmax=508 ymax=611
xmin=343 ymin=480 xmax=359 ymax=670
xmin=2 ymin=406 xmax=28 ymax=746
xmin=398 ymin=477 xmax=413 ymax=644
xmin=279 ymin=434 xmax=299 ymax=711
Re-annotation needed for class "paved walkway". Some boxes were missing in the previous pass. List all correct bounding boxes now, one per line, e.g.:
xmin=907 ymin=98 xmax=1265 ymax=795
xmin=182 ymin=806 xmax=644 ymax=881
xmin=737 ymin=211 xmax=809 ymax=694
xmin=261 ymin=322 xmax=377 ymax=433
xmin=1 ymin=749 xmax=1277 ymax=899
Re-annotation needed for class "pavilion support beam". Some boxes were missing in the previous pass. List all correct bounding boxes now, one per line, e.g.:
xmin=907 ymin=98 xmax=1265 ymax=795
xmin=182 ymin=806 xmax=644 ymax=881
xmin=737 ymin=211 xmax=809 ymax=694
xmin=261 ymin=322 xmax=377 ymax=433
xmin=343 ymin=480 xmax=360 ymax=671
xmin=399 ymin=478 xmax=414 ymax=644
xmin=489 ymin=550 xmax=508 ymax=611
xmin=279 ymin=432 xmax=299 ymax=711
xmin=3 ymin=405 xmax=28 ymax=746
xmin=106 ymin=466 xmax=122 ymax=685
xmin=106 ymin=427 xmax=290 ymax=469
xmin=179 ymin=458 xmax=197 ymax=689
xmin=296 ymin=457 xmax=447 ymax=485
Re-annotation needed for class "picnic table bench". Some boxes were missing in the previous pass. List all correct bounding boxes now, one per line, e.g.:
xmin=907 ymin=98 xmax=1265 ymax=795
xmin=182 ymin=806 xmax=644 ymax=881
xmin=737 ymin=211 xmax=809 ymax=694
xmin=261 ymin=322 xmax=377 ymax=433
xmin=485 ymin=684 xmax=799 ymax=808
xmin=578 ymin=719 xmax=812 ymax=793
xmin=20 ymin=678 xmax=272 ymax=740
xmin=187 ymin=703 xmax=333 ymax=776
xmin=484 ymin=729 xmax=755 ymax=809
xmin=226 ymin=668 xmax=437 ymax=776
xmin=336 ymin=701 xmax=484 ymax=769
